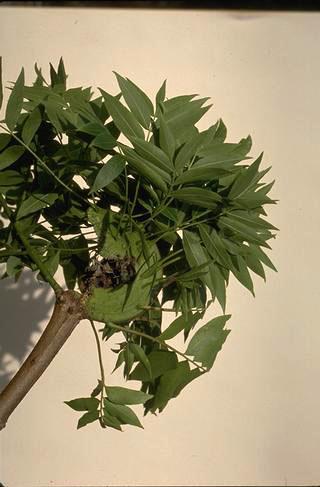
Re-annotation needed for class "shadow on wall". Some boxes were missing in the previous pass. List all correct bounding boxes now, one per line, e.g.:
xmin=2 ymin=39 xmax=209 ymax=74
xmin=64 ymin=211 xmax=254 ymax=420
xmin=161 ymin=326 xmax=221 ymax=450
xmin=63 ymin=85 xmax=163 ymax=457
xmin=0 ymin=270 xmax=54 ymax=391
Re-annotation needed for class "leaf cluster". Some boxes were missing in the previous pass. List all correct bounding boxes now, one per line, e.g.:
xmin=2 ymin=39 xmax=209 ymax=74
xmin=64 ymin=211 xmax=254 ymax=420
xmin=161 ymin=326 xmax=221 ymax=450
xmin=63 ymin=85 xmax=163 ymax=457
xmin=0 ymin=58 xmax=278 ymax=430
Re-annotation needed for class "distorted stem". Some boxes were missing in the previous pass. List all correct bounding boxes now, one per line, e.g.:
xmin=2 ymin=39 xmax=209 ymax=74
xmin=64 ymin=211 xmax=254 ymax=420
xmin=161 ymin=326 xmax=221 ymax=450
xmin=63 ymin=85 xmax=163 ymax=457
xmin=106 ymin=322 xmax=207 ymax=373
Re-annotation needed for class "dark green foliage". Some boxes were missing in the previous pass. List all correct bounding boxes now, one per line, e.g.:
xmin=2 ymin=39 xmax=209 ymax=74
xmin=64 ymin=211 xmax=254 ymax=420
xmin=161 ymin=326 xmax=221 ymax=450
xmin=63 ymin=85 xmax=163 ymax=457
xmin=0 ymin=59 xmax=278 ymax=431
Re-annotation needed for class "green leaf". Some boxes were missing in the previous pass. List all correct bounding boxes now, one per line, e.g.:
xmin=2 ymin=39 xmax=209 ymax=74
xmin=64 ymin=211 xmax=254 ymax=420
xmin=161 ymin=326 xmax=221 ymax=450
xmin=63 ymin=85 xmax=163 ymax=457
xmin=92 ymin=130 xmax=117 ymax=150
xmin=78 ymin=122 xmax=118 ymax=149
xmin=65 ymin=89 xmax=98 ymax=123
xmin=21 ymin=107 xmax=42 ymax=145
xmin=182 ymin=230 xmax=215 ymax=295
xmin=49 ymin=63 xmax=59 ymax=87
xmin=100 ymin=89 xmax=144 ymax=139
xmin=249 ymin=244 xmax=277 ymax=272
xmin=199 ymin=224 xmax=232 ymax=268
xmin=236 ymin=181 xmax=276 ymax=209
xmin=174 ymin=164 xmax=228 ymax=185
xmin=130 ymin=136 xmax=174 ymax=173
xmin=0 ymin=146 xmax=25 ymax=170
xmin=230 ymin=255 xmax=255 ymax=295
xmin=186 ymin=315 xmax=231 ymax=369
xmin=106 ymin=386 xmax=153 ymax=405
xmin=104 ymin=399 xmax=143 ymax=428
xmin=218 ymin=215 xmax=271 ymax=248
xmin=42 ymin=250 xmax=60 ymax=279
xmin=177 ymin=262 xmax=210 ymax=282
xmin=5 ymin=67 xmax=25 ymax=131
xmin=89 ymin=155 xmax=125 ymax=194
xmin=112 ymin=350 xmax=125 ymax=373
xmin=44 ymin=98 xmax=66 ymax=132
xmin=90 ymin=380 xmax=103 ymax=398
xmin=225 ymin=210 xmax=278 ymax=232
xmin=150 ymin=361 xmax=201 ymax=413
xmin=77 ymin=121 xmax=117 ymax=149
xmin=174 ymin=132 xmax=206 ymax=171
xmin=159 ymin=311 xmax=201 ymax=341
xmin=163 ymin=98 xmax=211 ymax=141
xmin=77 ymin=410 xmax=99 ymax=429
xmin=244 ymin=247 xmax=266 ymax=280
xmin=17 ymin=192 xmax=58 ymax=219
xmin=128 ymin=343 xmax=152 ymax=379
xmin=124 ymin=345 xmax=135 ymax=379
xmin=209 ymin=118 xmax=227 ymax=143
xmin=159 ymin=113 xmax=175 ymax=159
xmin=162 ymin=94 xmax=197 ymax=112
xmin=129 ymin=350 xmax=178 ymax=381
xmin=62 ymin=260 xmax=77 ymax=290
xmin=103 ymin=411 xmax=122 ymax=431
xmin=198 ymin=135 xmax=252 ymax=161
xmin=155 ymin=79 xmax=166 ymax=112
xmin=57 ymin=57 xmax=67 ymax=90
xmin=121 ymin=145 xmax=168 ymax=192
xmin=34 ymin=62 xmax=47 ymax=86
xmin=0 ymin=134 xmax=11 ymax=152
xmin=0 ymin=57 xmax=3 ymax=111
xmin=0 ymin=170 xmax=24 ymax=186
xmin=114 ymin=72 xmax=154 ymax=129
xmin=77 ymin=121 xmax=104 ymax=136
xmin=23 ymin=84 xmax=49 ymax=102
xmin=211 ymin=263 xmax=227 ymax=312
xmin=6 ymin=256 xmax=23 ymax=277
xmin=228 ymin=153 xmax=263 ymax=199
xmin=172 ymin=187 xmax=221 ymax=209
xmin=64 ymin=397 xmax=99 ymax=412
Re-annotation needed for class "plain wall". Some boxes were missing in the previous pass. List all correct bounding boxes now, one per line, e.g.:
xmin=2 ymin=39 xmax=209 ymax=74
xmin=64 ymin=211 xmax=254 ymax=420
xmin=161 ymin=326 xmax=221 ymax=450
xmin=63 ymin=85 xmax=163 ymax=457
xmin=0 ymin=6 xmax=320 ymax=487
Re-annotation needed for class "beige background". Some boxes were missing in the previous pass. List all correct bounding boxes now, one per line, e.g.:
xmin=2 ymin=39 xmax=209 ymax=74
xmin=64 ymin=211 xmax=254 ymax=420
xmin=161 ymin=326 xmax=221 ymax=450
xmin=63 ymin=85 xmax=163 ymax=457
xmin=0 ymin=6 xmax=320 ymax=487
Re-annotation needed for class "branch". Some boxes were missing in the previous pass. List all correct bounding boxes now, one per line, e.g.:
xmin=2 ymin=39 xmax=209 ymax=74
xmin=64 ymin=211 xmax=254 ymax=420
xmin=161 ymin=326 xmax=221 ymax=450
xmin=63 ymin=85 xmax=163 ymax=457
xmin=89 ymin=320 xmax=105 ymax=426
xmin=0 ymin=290 xmax=85 ymax=430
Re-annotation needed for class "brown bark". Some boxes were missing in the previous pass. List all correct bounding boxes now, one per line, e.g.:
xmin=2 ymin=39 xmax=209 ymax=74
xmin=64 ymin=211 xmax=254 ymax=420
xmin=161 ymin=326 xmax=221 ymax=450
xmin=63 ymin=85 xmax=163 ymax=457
xmin=0 ymin=290 xmax=85 ymax=430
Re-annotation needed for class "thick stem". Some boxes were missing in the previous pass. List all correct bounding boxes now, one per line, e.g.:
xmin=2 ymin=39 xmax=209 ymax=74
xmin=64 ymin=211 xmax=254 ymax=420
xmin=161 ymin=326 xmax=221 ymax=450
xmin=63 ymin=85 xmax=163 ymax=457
xmin=0 ymin=290 xmax=84 ymax=430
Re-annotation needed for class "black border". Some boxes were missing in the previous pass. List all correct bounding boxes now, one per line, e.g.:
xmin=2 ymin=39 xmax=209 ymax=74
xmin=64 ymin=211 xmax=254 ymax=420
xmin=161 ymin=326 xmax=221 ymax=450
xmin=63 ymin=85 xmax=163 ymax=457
xmin=0 ymin=0 xmax=319 ymax=11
